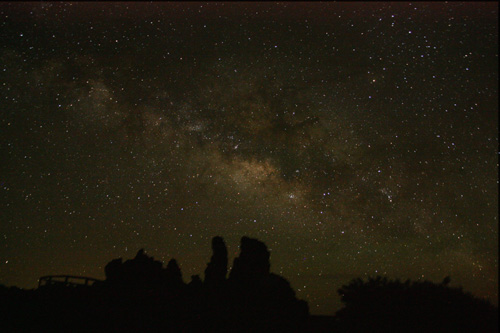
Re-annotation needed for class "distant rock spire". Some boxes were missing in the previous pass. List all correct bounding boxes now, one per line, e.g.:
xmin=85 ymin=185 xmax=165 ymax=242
xmin=204 ymin=236 xmax=228 ymax=287
xmin=165 ymin=258 xmax=183 ymax=285
xmin=135 ymin=248 xmax=145 ymax=259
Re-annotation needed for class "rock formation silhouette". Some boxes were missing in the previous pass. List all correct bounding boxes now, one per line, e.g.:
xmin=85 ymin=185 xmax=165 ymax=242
xmin=1 ymin=236 xmax=498 ymax=332
xmin=165 ymin=258 xmax=183 ymax=286
xmin=94 ymin=236 xmax=308 ymax=331
xmin=226 ymin=236 xmax=309 ymax=330
xmin=204 ymin=236 xmax=228 ymax=289
xmin=104 ymin=248 xmax=170 ymax=287
xmin=229 ymin=236 xmax=270 ymax=281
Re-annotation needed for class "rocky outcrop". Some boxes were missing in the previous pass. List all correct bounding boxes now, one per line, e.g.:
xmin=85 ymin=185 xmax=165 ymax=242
xmin=104 ymin=249 xmax=183 ymax=288
xmin=229 ymin=236 xmax=270 ymax=281
xmin=204 ymin=236 xmax=228 ymax=288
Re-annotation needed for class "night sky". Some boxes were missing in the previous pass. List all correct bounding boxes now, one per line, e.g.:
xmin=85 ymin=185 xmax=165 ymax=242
xmin=1 ymin=2 xmax=498 ymax=315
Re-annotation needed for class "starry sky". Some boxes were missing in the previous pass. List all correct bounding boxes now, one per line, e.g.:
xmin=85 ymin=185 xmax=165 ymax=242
xmin=0 ymin=2 xmax=498 ymax=315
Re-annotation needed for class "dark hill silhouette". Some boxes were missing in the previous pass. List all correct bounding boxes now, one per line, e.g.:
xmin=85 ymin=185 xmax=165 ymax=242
xmin=0 ymin=236 xmax=497 ymax=332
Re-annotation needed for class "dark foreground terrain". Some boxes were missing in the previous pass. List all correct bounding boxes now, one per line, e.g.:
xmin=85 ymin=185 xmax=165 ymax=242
xmin=0 ymin=236 xmax=497 ymax=332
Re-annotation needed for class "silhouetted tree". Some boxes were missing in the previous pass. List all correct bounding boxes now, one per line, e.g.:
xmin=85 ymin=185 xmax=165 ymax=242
xmin=335 ymin=276 xmax=498 ymax=332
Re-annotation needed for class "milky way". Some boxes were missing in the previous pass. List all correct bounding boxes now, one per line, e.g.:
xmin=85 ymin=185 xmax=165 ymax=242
xmin=1 ymin=2 xmax=497 ymax=314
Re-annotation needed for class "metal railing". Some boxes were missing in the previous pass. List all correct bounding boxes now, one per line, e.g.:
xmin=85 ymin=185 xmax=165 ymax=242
xmin=38 ymin=275 xmax=102 ymax=288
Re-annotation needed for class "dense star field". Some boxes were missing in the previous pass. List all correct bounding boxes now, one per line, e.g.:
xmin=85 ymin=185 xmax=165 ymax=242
xmin=0 ymin=2 xmax=497 ymax=314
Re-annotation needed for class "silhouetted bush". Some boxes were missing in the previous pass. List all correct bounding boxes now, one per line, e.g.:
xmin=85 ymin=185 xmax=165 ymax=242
xmin=335 ymin=276 xmax=498 ymax=332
